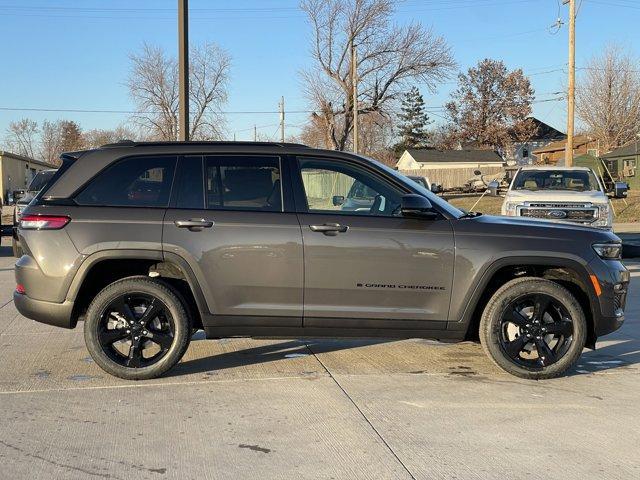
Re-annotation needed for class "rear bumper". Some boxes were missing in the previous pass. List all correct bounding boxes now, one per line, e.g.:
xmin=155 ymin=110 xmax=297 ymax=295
xmin=13 ymin=292 xmax=75 ymax=329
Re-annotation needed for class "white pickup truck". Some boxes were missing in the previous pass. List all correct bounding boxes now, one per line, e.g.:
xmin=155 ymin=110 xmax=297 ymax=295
xmin=496 ymin=166 xmax=621 ymax=229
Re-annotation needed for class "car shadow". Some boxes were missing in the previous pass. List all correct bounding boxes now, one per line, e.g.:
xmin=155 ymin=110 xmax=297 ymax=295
xmin=0 ymin=245 xmax=13 ymax=258
xmin=570 ymin=337 xmax=640 ymax=375
xmin=168 ymin=337 xmax=393 ymax=378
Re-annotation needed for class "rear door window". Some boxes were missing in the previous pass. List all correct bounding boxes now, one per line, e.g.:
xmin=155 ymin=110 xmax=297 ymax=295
xmin=204 ymin=156 xmax=282 ymax=211
xmin=75 ymin=155 xmax=177 ymax=207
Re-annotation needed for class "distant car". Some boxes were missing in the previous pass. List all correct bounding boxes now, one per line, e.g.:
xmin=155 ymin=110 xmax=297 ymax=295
xmin=407 ymin=175 xmax=442 ymax=193
xmin=499 ymin=166 xmax=618 ymax=229
xmin=12 ymin=169 xmax=57 ymax=257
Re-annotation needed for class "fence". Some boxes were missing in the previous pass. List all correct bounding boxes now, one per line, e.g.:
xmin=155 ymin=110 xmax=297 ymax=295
xmin=399 ymin=166 xmax=505 ymax=190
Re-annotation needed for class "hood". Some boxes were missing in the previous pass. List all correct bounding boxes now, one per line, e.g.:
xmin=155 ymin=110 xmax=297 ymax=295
xmin=505 ymin=189 xmax=607 ymax=203
xmin=460 ymin=214 xmax=619 ymax=243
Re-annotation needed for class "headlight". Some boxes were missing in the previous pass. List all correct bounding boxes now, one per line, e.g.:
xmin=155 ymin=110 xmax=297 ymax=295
xmin=592 ymin=242 xmax=622 ymax=259
xmin=504 ymin=202 xmax=519 ymax=216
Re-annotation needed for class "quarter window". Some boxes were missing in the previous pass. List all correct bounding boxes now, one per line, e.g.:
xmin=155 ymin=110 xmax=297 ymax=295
xmin=75 ymin=156 xmax=177 ymax=207
xmin=204 ymin=156 xmax=282 ymax=211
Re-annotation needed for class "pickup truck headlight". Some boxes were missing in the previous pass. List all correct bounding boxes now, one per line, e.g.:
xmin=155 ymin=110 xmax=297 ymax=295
xmin=592 ymin=242 xmax=622 ymax=260
xmin=504 ymin=202 xmax=519 ymax=216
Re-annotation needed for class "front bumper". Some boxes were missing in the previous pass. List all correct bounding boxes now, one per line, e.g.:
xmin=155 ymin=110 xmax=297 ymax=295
xmin=589 ymin=258 xmax=630 ymax=337
xmin=13 ymin=292 xmax=76 ymax=329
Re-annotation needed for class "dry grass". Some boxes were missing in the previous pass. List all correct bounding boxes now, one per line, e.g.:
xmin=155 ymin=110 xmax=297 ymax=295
xmin=446 ymin=191 xmax=640 ymax=223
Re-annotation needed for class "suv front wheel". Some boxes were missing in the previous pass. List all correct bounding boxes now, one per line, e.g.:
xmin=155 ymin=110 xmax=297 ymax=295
xmin=480 ymin=277 xmax=587 ymax=379
xmin=84 ymin=277 xmax=192 ymax=380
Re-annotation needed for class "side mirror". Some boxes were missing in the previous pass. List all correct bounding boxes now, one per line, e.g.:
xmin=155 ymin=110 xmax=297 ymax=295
xmin=332 ymin=195 xmax=345 ymax=206
xmin=487 ymin=180 xmax=500 ymax=196
xmin=401 ymin=194 xmax=438 ymax=219
xmin=430 ymin=183 xmax=442 ymax=194
xmin=613 ymin=181 xmax=629 ymax=199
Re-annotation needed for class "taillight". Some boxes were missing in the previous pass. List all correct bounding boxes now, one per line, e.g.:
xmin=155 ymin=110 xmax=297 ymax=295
xmin=19 ymin=215 xmax=70 ymax=230
xmin=15 ymin=284 xmax=26 ymax=294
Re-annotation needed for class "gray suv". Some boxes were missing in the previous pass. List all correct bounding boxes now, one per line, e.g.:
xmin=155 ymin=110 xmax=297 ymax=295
xmin=14 ymin=141 xmax=629 ymax=380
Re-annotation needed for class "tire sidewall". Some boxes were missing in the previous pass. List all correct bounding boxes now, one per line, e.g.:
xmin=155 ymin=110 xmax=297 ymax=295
xmin=480 ymin=278 xmax=587 ymax=379
xmin=84 ymin=277 xmax=191 ymax=380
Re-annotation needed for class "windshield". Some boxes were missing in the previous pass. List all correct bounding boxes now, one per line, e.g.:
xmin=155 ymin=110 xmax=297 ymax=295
xmin=28 ymin=170 xmax=57 ymax=192
xmin=362 ymin=156 xmax=465 ymax=218
xmin=512 ymin=169 xmax=601 ymax=192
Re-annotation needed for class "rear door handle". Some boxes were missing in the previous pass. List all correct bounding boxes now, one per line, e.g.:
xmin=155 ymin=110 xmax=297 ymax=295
xmin=174 ymin=219 xmax=214 ymax=230
xmin=309 ymin=223 xmax=349 ymax=236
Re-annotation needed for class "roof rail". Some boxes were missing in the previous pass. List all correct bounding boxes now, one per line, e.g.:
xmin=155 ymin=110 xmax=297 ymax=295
xmin=100 ymin=140 xmax=309 ymax=149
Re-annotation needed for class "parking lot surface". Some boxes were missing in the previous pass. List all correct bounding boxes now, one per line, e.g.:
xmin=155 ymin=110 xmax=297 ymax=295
xmin=0 ymin=238 xmax=638 ymax=479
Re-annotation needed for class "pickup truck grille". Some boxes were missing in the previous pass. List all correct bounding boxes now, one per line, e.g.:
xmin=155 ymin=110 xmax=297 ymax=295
xmin=517 ymin=203 xmax=598 ymax=223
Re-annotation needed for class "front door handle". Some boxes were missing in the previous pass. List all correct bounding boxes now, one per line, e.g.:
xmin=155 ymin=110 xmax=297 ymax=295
xmin=309 ymin=223 xmax=349 ymax=236
xmin=174 ymin=219 xmax=214 ymax=230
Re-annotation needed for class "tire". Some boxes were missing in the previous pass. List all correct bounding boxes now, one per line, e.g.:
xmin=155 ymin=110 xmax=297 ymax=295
xmin=84 ymin=276 xmax=192 ymax=380
xmin=12 ymin=238 xmax=22 ymax=258
xmin=479 ymin=277 xmax=587 ymax=380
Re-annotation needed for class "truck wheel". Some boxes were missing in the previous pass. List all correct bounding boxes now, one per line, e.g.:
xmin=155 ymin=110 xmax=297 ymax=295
xmin=480 ymin=277 xmax=586 ymax=379
xmin=84 ymin=276 xmax=192 ymax=380
xmin=12 ymin=238 xmax=22 ymax=258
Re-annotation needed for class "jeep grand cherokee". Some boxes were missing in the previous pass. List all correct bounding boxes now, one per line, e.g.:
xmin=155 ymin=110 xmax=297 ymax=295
xmin=14 ymin=141 xmax=629 ymax=380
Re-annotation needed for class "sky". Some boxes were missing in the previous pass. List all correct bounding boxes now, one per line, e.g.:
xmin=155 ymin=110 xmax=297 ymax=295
xmin=0 ymin=0 xmax=639 ymax=146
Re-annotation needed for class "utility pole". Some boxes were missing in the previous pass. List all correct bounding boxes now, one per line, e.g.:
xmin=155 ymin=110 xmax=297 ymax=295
xmin=178 ymin=0 xmax=189 ymax=141
xmin=279 ymin=96 xmax=285 ymax=143
xmin=351 ymin=40 xmax=359 ymax=154
xmin=564 ymin=0 xmax=575 ymax=167
xmin=254 ymin=125 xmax=257 ymax=142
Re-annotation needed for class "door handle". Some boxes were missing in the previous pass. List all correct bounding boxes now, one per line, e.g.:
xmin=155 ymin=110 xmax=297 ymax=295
xmin=309 ymin=223 xmax=349 ymax=236
xmin=174 ymin=219 xmax=214 ymax=230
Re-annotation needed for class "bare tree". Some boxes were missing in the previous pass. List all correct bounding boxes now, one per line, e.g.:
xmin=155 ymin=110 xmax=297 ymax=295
xmin=127 ymin=42 xmax=231 ymax=141
xmin=40 ymin=120 xmax=64 ymax=164
xmin=445 ymin=59 xmax=535 ymax=150
xmin=83 ymin=125 xmax=138 ymax=149
xmin=300 ymin=0 xmax=455 ymax=151
xmin=577 ymin=45 xmax=640 ymax=151
xmin=5 ymin=119 xmax=39 ymax=158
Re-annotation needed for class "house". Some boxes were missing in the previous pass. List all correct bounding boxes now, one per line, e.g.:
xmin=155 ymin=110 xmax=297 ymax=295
xmin=0 ymin=151 xmax=56 ymax=204
xmin=511 ymin=118 xmax=566 ymax=165
xmin=532 ymin=135 xmax=599 ymax=165
xmin=396 ymin=149 xmax=504 ymax=170
xmin=601 ymin=141 xmax=640 ymax=189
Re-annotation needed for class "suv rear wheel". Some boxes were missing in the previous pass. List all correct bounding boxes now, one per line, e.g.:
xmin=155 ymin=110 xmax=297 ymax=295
xmin=84 ymin=276 xmax=192 ymax=380
xmin=480 ymin=277 xmax=587 ymax=379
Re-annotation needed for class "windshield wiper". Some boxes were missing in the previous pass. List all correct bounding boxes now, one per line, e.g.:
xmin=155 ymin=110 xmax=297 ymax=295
xmin=459 ymin=211 xmax=482 ymax=219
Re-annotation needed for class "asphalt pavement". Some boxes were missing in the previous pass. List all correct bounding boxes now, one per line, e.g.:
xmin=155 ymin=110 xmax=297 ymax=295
xmin=0 ymin=237 xmax=638 ymax=479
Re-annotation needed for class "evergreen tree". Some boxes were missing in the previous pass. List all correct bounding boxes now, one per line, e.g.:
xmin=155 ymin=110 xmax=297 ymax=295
xmin=397 ymin=87 xmax=431 ymax=150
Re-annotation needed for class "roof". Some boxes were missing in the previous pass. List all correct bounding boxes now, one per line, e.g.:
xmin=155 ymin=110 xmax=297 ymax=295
xmin=519 ymin=165 xmax=592 ymax=171
xmin=0 ymin=151 xmax=57 ymax=169
xmin=601 ymin=141 xmax=640 ymax=159
xmin=532 ymin=135 xmax=595 ymax=154
xmin=527 ymin=117 xmax=566 ymax=141
xmin=403 ymin=148 xmax=504 ymax=164
xmin=100 ymin=140 xmax=308 ymax=149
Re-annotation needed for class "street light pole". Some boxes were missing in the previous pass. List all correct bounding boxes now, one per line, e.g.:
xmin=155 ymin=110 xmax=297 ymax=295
xmin=564 ymin=0 xmax=575 ymax=167
xmin=178 ymin=0 xmax=189 ymax=141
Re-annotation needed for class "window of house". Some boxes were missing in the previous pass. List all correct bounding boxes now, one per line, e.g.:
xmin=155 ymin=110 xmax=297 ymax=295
xmin=204 ymin=156 xmax=282 ymax=211
xmin=623 ymin=158 xmax=637 ymax=177
xmin=75 ymin=156 xmax=177 ymax=207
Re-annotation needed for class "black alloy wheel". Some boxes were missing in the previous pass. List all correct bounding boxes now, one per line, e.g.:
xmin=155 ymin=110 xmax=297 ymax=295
xmin=97 ymin=293 xmax=175 ymax=368
xmin=499 ymin=293 xmax=574 ymax=368
xmin=84 ymin=277 xmax=191 ymax=380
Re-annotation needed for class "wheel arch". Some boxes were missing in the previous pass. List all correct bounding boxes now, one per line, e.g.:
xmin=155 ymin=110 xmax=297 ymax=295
xmin=457 ymin=256 xmax=599 ymax=348
xmin=67 ymin=250 xmax=210 ymax=328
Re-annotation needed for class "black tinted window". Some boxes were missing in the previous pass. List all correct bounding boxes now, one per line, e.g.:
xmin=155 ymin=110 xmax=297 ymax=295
xmin=174 ymin=156 xmax=204 ymax=209
xmin=205 ymin=156 xmax=281 ymax=211
xmin=76 ymin=156 xmax=176 ymax=207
